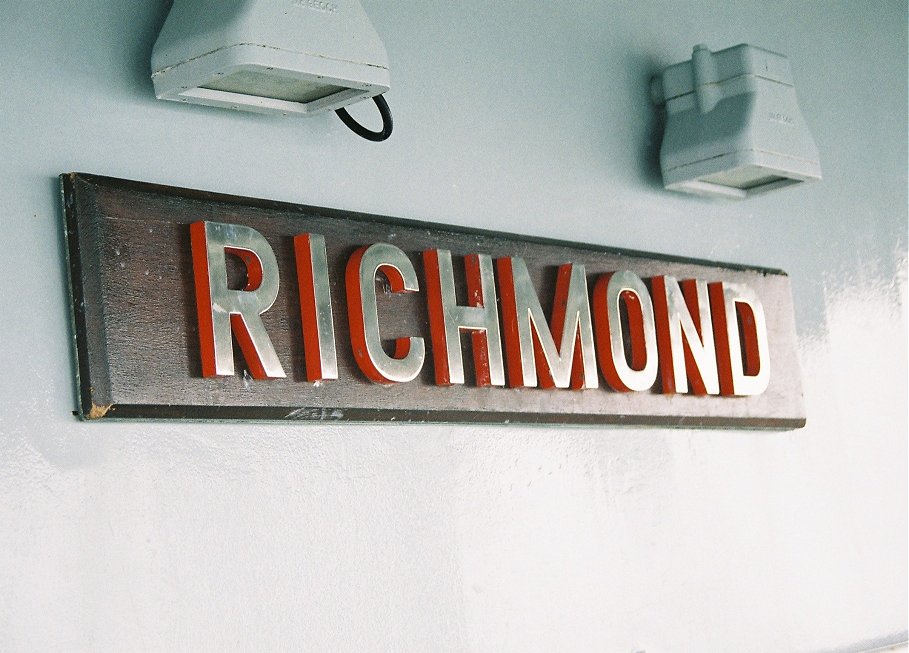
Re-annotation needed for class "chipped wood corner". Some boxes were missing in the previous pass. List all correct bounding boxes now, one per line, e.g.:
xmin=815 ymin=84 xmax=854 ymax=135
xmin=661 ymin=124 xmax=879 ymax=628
xmin=85 ymin=403 xmax=113 ymax=420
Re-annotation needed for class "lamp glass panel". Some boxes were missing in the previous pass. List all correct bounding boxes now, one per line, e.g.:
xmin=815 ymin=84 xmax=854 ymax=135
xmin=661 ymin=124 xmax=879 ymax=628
xmin=700 ymin=165 xmax=794 ymax=190
xmin=203 ymin=70 xmax=346 ymax=104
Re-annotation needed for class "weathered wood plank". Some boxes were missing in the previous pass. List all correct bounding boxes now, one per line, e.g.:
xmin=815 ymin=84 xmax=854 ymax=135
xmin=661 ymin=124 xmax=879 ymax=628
xmin=62 ymin=173 xmax=805 ymax=428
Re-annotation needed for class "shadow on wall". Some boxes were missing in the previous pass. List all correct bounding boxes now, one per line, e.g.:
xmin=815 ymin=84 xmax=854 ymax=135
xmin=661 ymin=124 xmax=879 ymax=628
xmin=50 ymin=174 xmax=79 ymax=420
xmin=815 ymin=632 xmax=908 ymax=653
xmin=626 ymin=51 xmax=666 ymax=191
xmin=40 ymin=0 xmax=174 ymax=102
xmin=133 ymin=1 xmax=174 ymax=99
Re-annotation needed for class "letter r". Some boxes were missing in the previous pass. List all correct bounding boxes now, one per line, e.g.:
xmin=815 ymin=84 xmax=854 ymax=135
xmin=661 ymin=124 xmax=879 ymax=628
xmin=190 ymin=221 xmax=285 ymax=379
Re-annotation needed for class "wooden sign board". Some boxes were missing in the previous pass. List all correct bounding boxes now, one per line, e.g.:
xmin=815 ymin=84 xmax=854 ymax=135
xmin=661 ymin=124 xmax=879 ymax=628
xmin=62 ymin=173 xmax=805 ymax=428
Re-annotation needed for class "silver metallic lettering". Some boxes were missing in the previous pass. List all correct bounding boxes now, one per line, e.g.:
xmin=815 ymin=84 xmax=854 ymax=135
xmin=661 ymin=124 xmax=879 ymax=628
xmin=423 ymin=249 xmax=505 ymax=386
xmin=497 ymin=258 xmax=598 ymax=389
xmin=346 ymin=243 xmax=426 ymax=384
xmin=709 ymin=281 xmax=770 ymax=396
xmin=190 ymin=221 xmax=285 ymax=379
xmin=593 ymin=270 xmax=658 ymax=392
xmin=294 ymin=233 xmax=338 ymax=382
xmin=652 ymin=276 xmax=720 ymax=395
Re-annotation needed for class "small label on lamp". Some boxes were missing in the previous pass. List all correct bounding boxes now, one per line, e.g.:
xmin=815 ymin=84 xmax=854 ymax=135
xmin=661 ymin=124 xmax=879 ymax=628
xmin=768 ymin=112 xmax=795 ymax=125
xmin=292 ymin=0 xmax=338 ymax=14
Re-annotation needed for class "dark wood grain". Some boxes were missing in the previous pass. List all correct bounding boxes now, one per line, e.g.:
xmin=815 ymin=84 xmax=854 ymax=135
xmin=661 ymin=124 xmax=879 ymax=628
xmin=62 ymin=173 xmax=806 ymax=428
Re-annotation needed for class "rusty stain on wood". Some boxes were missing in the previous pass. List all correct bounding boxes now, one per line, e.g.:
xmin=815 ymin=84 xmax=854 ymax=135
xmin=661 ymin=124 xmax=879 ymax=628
xmin=87 ymin=403 xmax=112 ymax=420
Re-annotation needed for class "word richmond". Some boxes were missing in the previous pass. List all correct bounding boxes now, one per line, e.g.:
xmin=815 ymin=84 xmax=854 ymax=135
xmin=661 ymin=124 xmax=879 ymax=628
xmin=190 ymin=221 xmax=770 ymax=397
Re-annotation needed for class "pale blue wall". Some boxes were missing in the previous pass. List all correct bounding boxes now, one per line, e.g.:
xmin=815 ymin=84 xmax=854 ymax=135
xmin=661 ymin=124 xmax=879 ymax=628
xmin=1 ymin=1 xmax=906 ymax=651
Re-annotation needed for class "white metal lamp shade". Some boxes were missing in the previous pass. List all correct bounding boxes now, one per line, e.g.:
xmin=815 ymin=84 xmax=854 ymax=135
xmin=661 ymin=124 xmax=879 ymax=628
xmin=151 ymin=0 xmax=390 ymax=116
xmin=651 ymin=44 xmax=821 ymax=199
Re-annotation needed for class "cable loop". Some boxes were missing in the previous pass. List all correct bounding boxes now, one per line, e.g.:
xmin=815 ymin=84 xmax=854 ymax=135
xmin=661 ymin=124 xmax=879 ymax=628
xmin=335 ymin=94 xmax=393 ymax=142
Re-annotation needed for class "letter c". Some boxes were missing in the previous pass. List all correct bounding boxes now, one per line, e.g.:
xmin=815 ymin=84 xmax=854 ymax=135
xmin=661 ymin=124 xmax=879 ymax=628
xmin=346 ymin=243 xmax=425 ymax=384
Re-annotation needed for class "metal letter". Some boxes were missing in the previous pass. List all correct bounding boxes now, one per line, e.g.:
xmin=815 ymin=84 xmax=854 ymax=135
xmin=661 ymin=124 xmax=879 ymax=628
xmin=294 ymin=233 xmax=338 ymax=382
xmin=709 ymin=281 xmax=771 ymax=396
xmin=651 ymin=276 xmax=720 ymax=395
xmin=592 ymin=270 xmax=658 ymax=392
xmin=497 ymin=258 xmax=598 ymax=389
xmin=189 ymin=221 xmax=285 ymax=379
xmin=346 ymin=243 xmax=426 ymax=384
xmin=423 ymin=249 xmax=505 ymax=386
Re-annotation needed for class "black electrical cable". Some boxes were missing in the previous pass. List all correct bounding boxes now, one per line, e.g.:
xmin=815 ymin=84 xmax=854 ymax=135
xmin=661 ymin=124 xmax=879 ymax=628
xmin=335 ymin=94 xmax=393 ymax=142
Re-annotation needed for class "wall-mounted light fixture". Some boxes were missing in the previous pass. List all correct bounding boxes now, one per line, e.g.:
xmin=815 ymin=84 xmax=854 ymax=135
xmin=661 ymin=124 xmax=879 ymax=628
xmin=151 ymin=0 xmax=393 ymax=141
xmin=651 ymin=44 xmax=821 ymax=199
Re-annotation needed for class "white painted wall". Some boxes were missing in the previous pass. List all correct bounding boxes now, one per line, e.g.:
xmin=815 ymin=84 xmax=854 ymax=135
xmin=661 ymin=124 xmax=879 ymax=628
xmin=1 ymin=1 xmax=906 ymax=651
